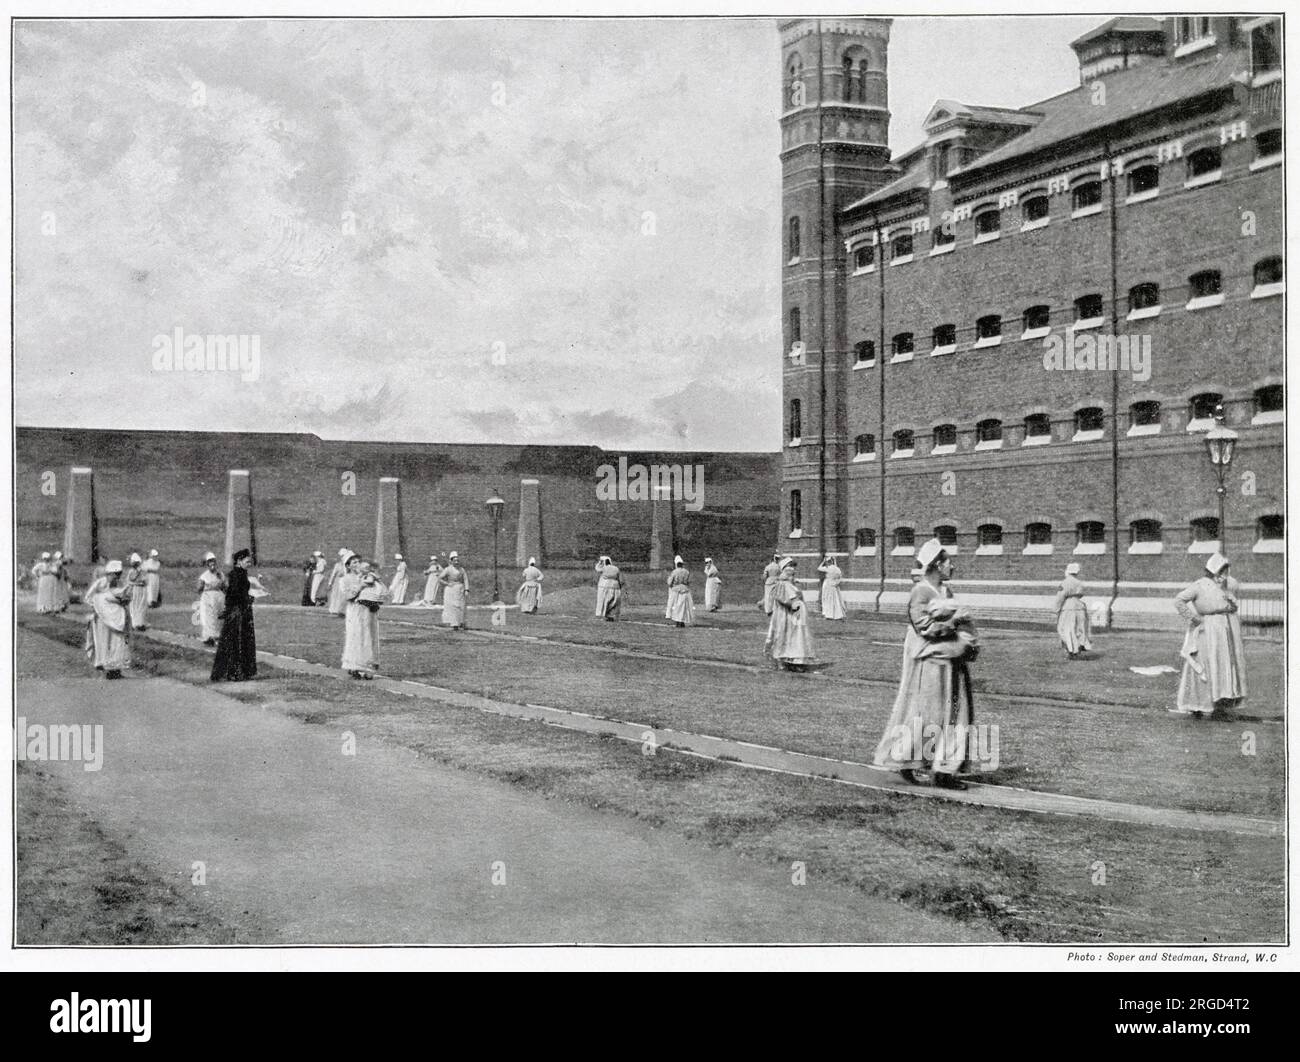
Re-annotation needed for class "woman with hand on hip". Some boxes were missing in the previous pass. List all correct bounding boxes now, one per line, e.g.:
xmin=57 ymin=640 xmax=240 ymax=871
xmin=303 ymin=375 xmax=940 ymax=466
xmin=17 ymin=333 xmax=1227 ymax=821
xmin=1172 ymin=552 xmax=1247 ymax=717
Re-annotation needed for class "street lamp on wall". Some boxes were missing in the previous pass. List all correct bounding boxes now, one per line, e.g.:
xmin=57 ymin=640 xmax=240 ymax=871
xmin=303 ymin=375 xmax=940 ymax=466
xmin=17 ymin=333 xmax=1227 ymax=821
xmin=486 ymin=491 xmax=505 ymax=603
xmin=1203 ymin=404 xmax=1238 ymax=557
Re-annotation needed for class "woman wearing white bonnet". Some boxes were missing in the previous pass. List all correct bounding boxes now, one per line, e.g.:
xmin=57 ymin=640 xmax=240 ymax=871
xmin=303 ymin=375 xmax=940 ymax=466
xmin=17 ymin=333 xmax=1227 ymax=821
xmin=84 ymin=559 xmax=133 ymax=678
xmin=388 ymin=553 xmax=409 ymax=605
xmin=665 ymin=555 xmax=695 ymax=628
xmin=142 ymin=548 xmax=163 ymax=607
xmin=1054 ymin=561 xmax=1092 ymax=659
xmin=517 ymin=557 xmax=544 ymax=614
xmin=764 ymin=556 xmax=817 ymax=669
xmin=33 ymin=551 xmax=58 ymax=613
xmin=125 ymin=552 xmax=150 ymax=632
xmin=1172 ymin=552 xmax=1247 ymax=717
xmin=438 ymin=551 xmax=469 ymax=629
xmin=873 ymin=537 xmax=978 ymax=790
xmin=422 ymin=555 xmax=443 ymax=606
xmin=817 ymin=553 xmax=846 ymax=621
xmin=703 ymin=557 xmax=722 ymax=612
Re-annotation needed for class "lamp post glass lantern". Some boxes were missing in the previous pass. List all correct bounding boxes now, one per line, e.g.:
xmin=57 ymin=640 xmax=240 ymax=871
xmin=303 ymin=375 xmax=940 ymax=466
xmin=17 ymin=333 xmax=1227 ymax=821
xmin=1203 ymin=409 xmax=1238 ymax=557
xmin=486 ymin=492 xmax=505 ymax=603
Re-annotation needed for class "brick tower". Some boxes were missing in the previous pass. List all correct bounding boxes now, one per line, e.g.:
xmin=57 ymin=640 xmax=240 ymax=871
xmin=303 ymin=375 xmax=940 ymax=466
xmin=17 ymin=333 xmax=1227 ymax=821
xmin=778 ymin=17 xmax=894 ymax=554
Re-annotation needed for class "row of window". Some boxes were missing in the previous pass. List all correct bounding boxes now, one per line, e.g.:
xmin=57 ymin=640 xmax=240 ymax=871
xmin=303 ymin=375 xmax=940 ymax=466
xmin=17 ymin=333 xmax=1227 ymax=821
xmin=788 ymin=259 xmax=1284 ymax=354
xmin=786 ymin=388 xmax=1283 ymax=451
xmin=794 ymin=132 xmax=1282 ymax=267
xmin=783 ymin=507 xmax=1283 ymax=556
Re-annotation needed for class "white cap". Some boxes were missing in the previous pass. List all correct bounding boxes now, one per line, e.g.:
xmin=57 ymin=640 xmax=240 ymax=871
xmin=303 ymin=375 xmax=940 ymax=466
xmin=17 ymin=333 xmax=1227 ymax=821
xmin=449 ymin=551 xmax=459 ymax=560
xmin=1065 ymin=562 xmax=1081 ymax=575
xmin=53 ymin=551 xmax=62 ymax=558
xmin=338 ymin=548 xmax=348 ymax=556
xmin=704 ymin=556 xmax=712 ymax=563
xmin=395 ymin=553 xmax=403 ymax=560
xmin=430 ymin=554 xmax=438 ymax=560
xmin=780 ymin=556 xmax=796 ymax=569
xmin=674 ymin=554 xmax=684 ymax=565
xmin=104 ymin=559 xmax=123 ymax=573
xmin=314 ymin=550 xmax=323 ymax=556
xmin=204 ymin=551 xmax=216 ymax=561
xmin=149 ymin=549 xmax=159 ymax=556
xmin=916 ymin=537 xmax=945 ymax=571
xmin=1205 ymin=552 xmax=1230 ymax=575
xmin=528 ymin=556 xmax=536 ymax=566
xmin=40 ymin=551 xmax=50 ymax=559
xmin=130 ymin=552 xmax=142 ymax=564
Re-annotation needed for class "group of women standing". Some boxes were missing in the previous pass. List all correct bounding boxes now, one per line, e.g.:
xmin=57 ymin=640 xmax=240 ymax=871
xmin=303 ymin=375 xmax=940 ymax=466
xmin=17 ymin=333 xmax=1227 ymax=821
xmin=31 ymin=552 xmax=70 ymax=613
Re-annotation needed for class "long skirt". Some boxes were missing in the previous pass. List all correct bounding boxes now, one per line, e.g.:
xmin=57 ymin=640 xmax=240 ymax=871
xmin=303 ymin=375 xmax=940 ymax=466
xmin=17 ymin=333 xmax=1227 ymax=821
xmin=666 ymin=586 xmax=695 ymax=625
xmin=517 ymin=582 xmax=541 ymax=613
xmin=129 ymin=585 xmax=150 ymax=630
xmin=85 ymin=616 xmax=131 ymax=671
xmin=342 ymin=602 xmax=380 ymax=673
xmin=199 ymin=589 xmax=223 ymax=641
xmin=35 ymin=573 xmax=58 ymax=613
xmin=873 ymin=629 xmax=974 ymax=776
xmin=762 ymin=580 xmax=777 ymax=615
xmin=705 ymin=577 xmax=721 ymax=611
xmin=1057 ymin=599 xmax=1092 ymax=654
xmin=146 ymin=572 xmax=162 ymax=606
xmin=327 ymin=577 xmax=346 ymax=615
xmin=765 ymin=603 xmax=815 ymax=664
xmin=389 ymin=573 xmax=409 ymax=605
xmin=820 ymin=582 xmax=846 ymax=620
xmin=310 ymin=573 xmax=326 ymax=603
xmin=442 ymin=583 xmax=467 ymax=627
xmin=55 ymin=578 xmax=71 ymax=611
xmin=301 ymin=572 xmax=315 ymax=606
xmin=210 ymin=604 xmax=257 ymax=681
xmin=423 ymin=574 xmax=442 ymax=604
xmin=1175 ymin=613 xmax=1247 ymax=713
xmin=597 ymin=580 xmax=622 ymax=620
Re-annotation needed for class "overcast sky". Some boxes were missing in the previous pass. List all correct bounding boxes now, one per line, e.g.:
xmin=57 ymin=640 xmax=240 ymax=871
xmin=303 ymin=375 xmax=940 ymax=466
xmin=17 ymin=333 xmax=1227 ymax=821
xmin=15 ymin=14 xmax=1099 ymax=451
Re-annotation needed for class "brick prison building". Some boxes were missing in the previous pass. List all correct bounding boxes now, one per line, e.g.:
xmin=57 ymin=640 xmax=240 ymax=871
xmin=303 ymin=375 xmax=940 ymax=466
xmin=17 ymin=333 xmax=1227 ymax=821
xmin=779 ymin=15 xmax=1283 ymax=625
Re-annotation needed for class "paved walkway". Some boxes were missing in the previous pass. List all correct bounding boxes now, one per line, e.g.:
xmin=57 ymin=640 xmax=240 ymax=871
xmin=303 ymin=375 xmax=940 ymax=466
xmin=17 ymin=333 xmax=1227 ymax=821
xmin=18 ymin=631 xmax=994 ymax=944
xmin=123 ymin=622 xmax=1280 ymax=838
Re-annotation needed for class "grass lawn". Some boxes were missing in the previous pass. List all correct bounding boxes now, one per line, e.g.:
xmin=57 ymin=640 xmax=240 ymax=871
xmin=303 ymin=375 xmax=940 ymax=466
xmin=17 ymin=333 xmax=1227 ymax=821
xmin=17 ymin=615 xmax=1285 ymax=943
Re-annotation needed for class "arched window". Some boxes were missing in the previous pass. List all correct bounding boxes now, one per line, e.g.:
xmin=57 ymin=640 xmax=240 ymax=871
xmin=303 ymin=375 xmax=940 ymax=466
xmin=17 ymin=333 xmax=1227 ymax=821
xmin=788 ymin=216 xmax=801 ymax=261
xmin=1255 ymin=128 xmax=1282 ymax=163
xmin=1075 ymin=520 xmax=1106 ymax=554
xmin=891 ymin=428 xmax=915 ymax=456
xmin=931 ymin=324 xmax=956 ymax=353
xmin=856 ymin=59 xmax=870 ymax=103
xmin=1188 ymin=392 xmax=1223 ymax=430
xmin=934 ymin=525 xmax=958 ymax=551
xmin=974 ymin=209 xmax=1001 ymax=241
xmin=932 ymin=424 xmax=957 ymax=452
xmin=1187 ymin=146 xmax=1221 ymax=182
xmin=1129 ymin=400 xmax=1161 ymax=435
xmin=1073 ymin=294 xmax=1103 ymax=325
xmin=786 ymin=54 xmax=804 ymax=109
xmin=788 ymin=399 xmax=802 ymax=442
xmin=1255 ymin=514 xmax=1284 ymax=553
xmin=891 ymin=232 xmax=914 ymax=260
xmin=1128 ymin=282 xmax=1161 ymax=317
xmin=1126 ymin=164 xmax=1159 ymax=199
xmin=789 ymin=306 xmax=802 ymax=343
xmin=1187 ymin=270 xmax=1223 ymax=309
xmin=975 ymin=314 xmax=1002 ymax=346
xmin=855 ymin=527 xmax=876 ymax=551
xmin=892 ymin=527 xmax=915 ymax=555
xmin=1024 ymin=522 xmax=1053 ymax=555
xmin=1071 ymin=180 xmax=1102 ymax=215
xmin=932 ymin=222 xmax=955 ymax=250
xmin=1022 ymin=196 xmax=1049 ymax=226
xmin=1023 ymin=412 xmax=1052 ymax=445
xmin=1129 ymin=519 xmax=1163 ymax=554
xmin=1022 ymin=305 xmax=1051 ymax=336
xmin=975 ymin=419 xmax=1003 ymax=449
xmin=1074 ymin=407 xmax=1104 ymax=440
xmin=1189 ymin=516 xmax=1220 ymax=553
xmin=789 ymin=490 xmax=802 ymax=531
xmin=1253 ymin=384 xmax=1283 ymax=425
xmin=854 ymin=340 xmax=875 ymax=365
xmin=842 ymin=55 xmax=854 ymax=102
xmin=976 ymin=524 xmax=1003 ymax=555
xmin=854 ymin=432 xmax=875 ymax=457
xmin=1253 ymin=256 xmax=1283 ymax=295
xmin=853 ymin=244 xmax=874 ymax=271
xmin=891 ymin=332 xmax=915 ymax=359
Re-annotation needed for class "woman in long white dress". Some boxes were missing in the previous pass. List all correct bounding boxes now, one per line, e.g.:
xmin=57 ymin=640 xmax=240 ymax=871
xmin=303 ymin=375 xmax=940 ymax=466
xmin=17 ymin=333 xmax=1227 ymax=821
xmin=517 ymin=558 xmax=543 ymax=614
xmin=761 ymin=553 xmax=781 ymax=615
xmin=51 ymin=551 xmax=71 ymax=611
xmin=195 ymin=552 xmax=226 ymax=645
xmin=340 ymin=554 xmax=382 ymax=679
xmin=1054 ymin=562 xmax=1092 ymax=659
xmin=764 ymin=557 xmax=817 ymax=669
xmin=1172 ymin=552 xmax=1247 ymax=717
xmin=873 ymin=538 xmax=977 ymax=790
xmin=84 ymin=559 xmax=133 ymax=678
xmin=817 ymin=554 xmax=846 ymax=620
xmin=703 ymin=558 xmax=722 ymax=611
xmin=594 ymin=556 xmax=612 ymax=617
xmin=143 ymin=549 xmax=163 ymax=607
xmin=326 ymin=548 xmax=349 ymax=615
xmin=422 ymin=555 xmax=443 ymax=605
xmin=388 ymin=553 xmax=409 ymax=605
xmin=33 ymin=552 xmax=57 ymax=613
xmin=126 ymin=553 xmax=150 ymax=631
xmin=665 ymin=555 xmax=695 ymax=627
xmin=438 ymin=551 xmax=468 ymax=629
xmin=596 ymin=557 xmax=625 ymax=621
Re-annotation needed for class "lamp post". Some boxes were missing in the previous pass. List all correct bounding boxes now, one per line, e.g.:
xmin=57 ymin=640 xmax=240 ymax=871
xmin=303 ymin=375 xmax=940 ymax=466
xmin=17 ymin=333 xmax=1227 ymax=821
xmin=1203 ymin=405 xmax=1238 ymax=557
xmin=486 ymin=491 xmax=505 ymax=604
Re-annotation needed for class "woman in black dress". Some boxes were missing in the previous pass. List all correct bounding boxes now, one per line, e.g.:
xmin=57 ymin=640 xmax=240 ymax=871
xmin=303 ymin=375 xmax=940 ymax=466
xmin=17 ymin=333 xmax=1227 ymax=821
xmin=210 ymin=548 xmax=258 ymax=682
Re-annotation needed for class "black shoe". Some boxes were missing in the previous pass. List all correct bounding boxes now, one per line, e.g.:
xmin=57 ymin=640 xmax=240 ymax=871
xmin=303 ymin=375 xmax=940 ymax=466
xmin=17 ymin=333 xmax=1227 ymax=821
xmin=898 ymin=768 xmax=922 ymax=785
xmin=933 ymin=773 xmax=968 ymax=791
xmin=105 ymin=670 xmax=122 ymax=680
